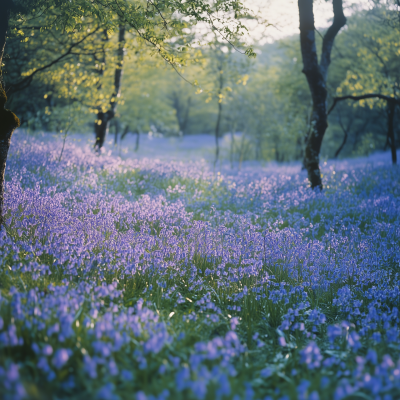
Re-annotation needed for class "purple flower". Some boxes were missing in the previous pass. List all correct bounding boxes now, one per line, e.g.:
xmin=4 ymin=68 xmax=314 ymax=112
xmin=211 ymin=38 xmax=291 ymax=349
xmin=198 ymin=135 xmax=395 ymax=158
xmin=260 ymin=367 xmax=273 ymax=378
xmin=31 ymin=342 xmax=40 ymax=355
xmin=371 ymin=331 xmax=381 ymax=343
xmin=98 ymin=383 xmax=118 ymax=400
xmin=365 ymin=349 xmax=378 ymax=365
xmin=230 ymin=317 xmax=239 ymax=331
xmin=6 ymin=363 xmax=19 ymax=382
xmin=43 ymin=344 xmax=53 ymax=356
xmin=299 ymin=341 xmax=322 ymax=369
xmin=52 ymin=348 xmax=70 ymax=369
xmin=136 ymin=391 xmax=147 ymax=400
xmin=121 ymin=369 xmax=133 ymax=381
xmin=347 ymin=331 xmax=361 ymax=352
xmin=83 ymin=355 xmax=97 ymax=379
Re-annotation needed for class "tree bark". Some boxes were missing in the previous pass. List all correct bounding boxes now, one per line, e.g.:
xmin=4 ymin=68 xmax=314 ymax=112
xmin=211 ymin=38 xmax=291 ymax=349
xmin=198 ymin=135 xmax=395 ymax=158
xmin=0 ymin=86 xmax=20 ymax=226
xmin=298 ymin=0 xmax=346 ymax=189
xmin=0 ymin=1 xmax=13 ymax=68
xmin=181 ymin=96 xmax=191 ymax=135
xmin=387 ymin=100 xmax=397 ymax=165
xmin=95 ymin=25 xmax=125 ymax=151
xmin=170 ymin=92 xmax=191 ymax=135
xmin=113 ymin=119 xmax=119 ymax=146
xmin=121 ymin=124 xmax=130 ymax=140
xmin=333 ymin=108 xmax=353 ymax=158
xmin=214 ymin=101 xmax=222 ymax=168
xmin=329 ymin=94 xmax=399 ymax=164
xmin=0 ymin=1 xmax=20 ymax=227
xmin=135 ymin=130 xmax=140 ymax=152
xmin=214 ymin=72 xmax=224 ymax=168
xmin=229 ymin=121 xmax=236 ymax=169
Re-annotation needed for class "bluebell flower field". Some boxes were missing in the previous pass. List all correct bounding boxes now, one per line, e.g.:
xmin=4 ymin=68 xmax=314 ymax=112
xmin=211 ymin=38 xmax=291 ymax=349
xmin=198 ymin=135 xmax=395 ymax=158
xmin=1 ymin=134 xmax=399 ymax=400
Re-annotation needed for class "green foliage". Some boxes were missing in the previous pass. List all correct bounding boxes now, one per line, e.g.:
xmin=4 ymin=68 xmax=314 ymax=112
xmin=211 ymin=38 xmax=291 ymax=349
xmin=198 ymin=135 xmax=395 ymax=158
xmin=9 ymin=0 xmax=253 ymax=65
xmin=4 ymin=4 xmax=400 ymax=162
xmin=336 ymin=8 xmax=400 ymax=107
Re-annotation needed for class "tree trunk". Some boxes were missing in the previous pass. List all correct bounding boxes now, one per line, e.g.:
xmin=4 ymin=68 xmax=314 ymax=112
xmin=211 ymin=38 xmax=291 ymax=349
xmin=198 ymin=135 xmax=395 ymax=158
xmin=0 ymin=1 xmax=13 ymax=68
xmin=334 ymin=128 xmax=348 ymax=159
xmin=334 ymin=108 xmax=353 ymax=159
xmin=329 ymin=95 xmax=398 ymax=162
xmin=95 ymin=25 xmax=125 ymax=151
xmin=113 ymin=119 xmax=119 ymax=146
xmin=121 ymin=124 xmax=130 ymax=140
xmin=181 ymin=96 xmax=191 ymax=135
xmin=0 ymin=1 xmax=20 ymax=227
xmin=135 ymin=131 xmax=140 ymax=152
xmin=0 ymin=87 xmax=20 ymax=226
xmin=214 ymin=101 xmax=222 ymax=168
xmin=298 ymin=0 xmax=346 ymax=189
xmin=388 ymin=101 xmax=397 ymax=165
xmin=230 ymin=121 xmax=236 ymax=169
xmin=94 ymin=111 xmax=110 ymax=150
xmin=214 ymin=71 xmax=224 ymax=168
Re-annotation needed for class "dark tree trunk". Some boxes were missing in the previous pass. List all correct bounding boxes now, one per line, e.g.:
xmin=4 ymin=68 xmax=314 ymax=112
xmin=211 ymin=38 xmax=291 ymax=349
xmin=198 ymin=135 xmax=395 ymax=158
xmin=121 ymin=124 xmax=130 ymax=140
xmin=170 ymin=93 xmax=191 ymax=135
xmin=94 ymin=111 xmax=110 ymax=150
xmin=334 ymin=128 xmax=348 ymax=159
xmin=0 ymin=1 xmax=13 ymax=67
xmin=95 ymin=25 xmax=125 ymax=151
xmin=0 ymin=88 xmax=20 ymax=226
xmin=181 ymin=96 xmax=191 ymax=135
xmin=135 ymin=131 xmax=140 ymax=152
xmin=229 ymin=121 xmax=236 ymax=169
xmin=214 ymin=101 xmax=222 ymax=168
xmin=387 ymin=101 xmax=397 ymax=165
xmin=329 ymin=95 xmax=399 ymax=164
xmin=214 ymin=72 xmax=224 ymax=168
xmin=298 ymin=0 xmax=346 ymax=188
xmin=0 ymin=1 xmax=20 ymax=227
xmin=334 ymin=108 xmax=353 ymax=159
xmin=113 ymin=119 xmax=119 ymax=146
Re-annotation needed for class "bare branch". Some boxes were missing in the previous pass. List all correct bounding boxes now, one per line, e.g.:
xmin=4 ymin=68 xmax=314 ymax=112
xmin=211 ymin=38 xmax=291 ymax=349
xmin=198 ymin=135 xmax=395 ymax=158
xmin=328 ymin=94 xmax=400 ymax=115
xmin=320 ymin=0 xmax=346 ymax=82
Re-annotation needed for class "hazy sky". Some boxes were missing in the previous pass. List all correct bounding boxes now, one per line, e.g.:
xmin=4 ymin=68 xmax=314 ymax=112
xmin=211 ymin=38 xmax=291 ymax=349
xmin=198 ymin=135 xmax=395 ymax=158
xmin=247 ymin=0 xmax=368 ymax=43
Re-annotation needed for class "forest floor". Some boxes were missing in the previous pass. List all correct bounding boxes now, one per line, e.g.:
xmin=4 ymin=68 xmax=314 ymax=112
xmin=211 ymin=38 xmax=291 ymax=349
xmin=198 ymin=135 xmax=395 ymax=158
xmin=1 ymin=131 xmax=400 ymax=400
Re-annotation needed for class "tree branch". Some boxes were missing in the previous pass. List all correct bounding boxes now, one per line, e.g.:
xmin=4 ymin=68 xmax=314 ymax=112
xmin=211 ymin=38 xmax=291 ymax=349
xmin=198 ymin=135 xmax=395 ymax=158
xmin=328 ymin=94 xmax=400 ymax=115
xmin=7 ymin=27 xmax=100 ymax=94
xmin=320 ymin=0 xmax=346 ymax=82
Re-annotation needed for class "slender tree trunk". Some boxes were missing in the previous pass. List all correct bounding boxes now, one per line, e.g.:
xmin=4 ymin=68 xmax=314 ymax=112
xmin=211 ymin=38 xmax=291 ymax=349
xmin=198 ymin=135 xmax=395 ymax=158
xmin=299 ymin=0 xmax=328 ymax=188
xmin=334 ymin=129 xmax=348 ymax=159
xmin=230 ymin=121 xmax=236 ymax=169
xmin=181 ymin=96 xmax=191 ymax=135
xmin=95 ymin=25 xmax=125 ymax=151
xmin=0 ymin=1 xmax=20 ymax=227
xmin=214 ymin=71 xmax=224 ymax=168
xmin=94 ymin=111 xmax=109 ymax=150
xmin=214 ymin=101 xmax=222 ymax=168
xmin=329 ymin=95 xmax=398 ymax=162
xmin=388 ymin=101 xmax=397 ymax=165
xmin=334 ymin=108 xmax=353 ymax=159
xmin=238 ymin=131 xmax=247 ymax=171
xmin=113 ymin=119 xmax=119 ymax=146
xmin=298 ymin=0 xmax=346 ymax=188
xmin=135 ymin=131 xmax=140 ymax=152
xmin=121 ymin=124 xmax=130 ymax=140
